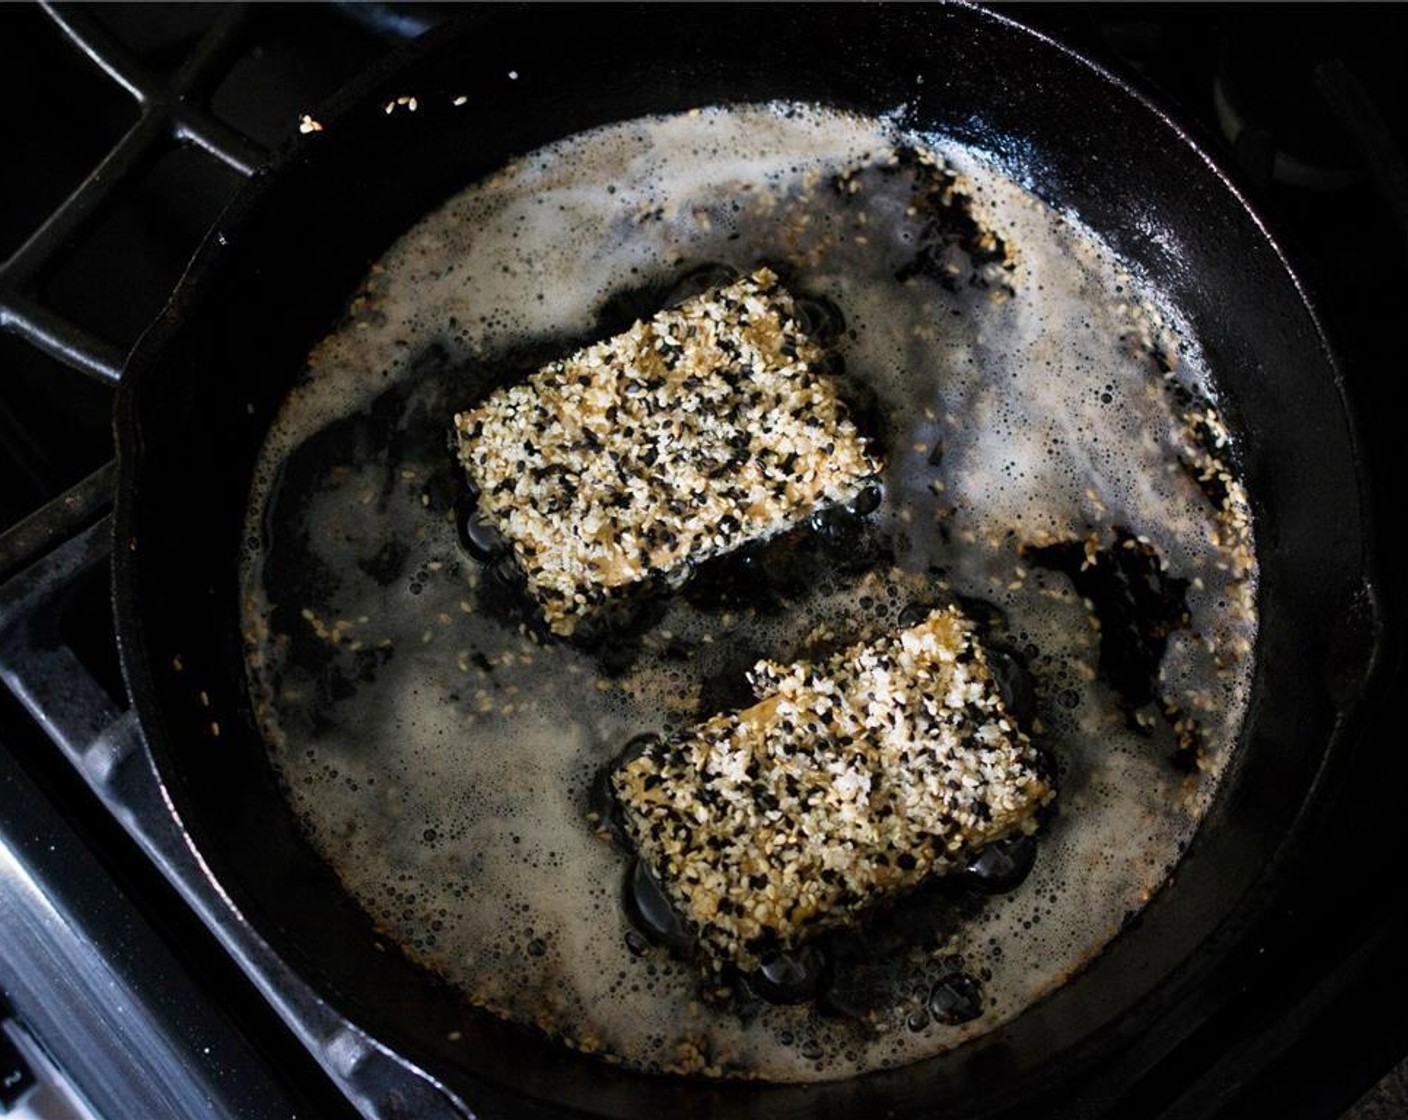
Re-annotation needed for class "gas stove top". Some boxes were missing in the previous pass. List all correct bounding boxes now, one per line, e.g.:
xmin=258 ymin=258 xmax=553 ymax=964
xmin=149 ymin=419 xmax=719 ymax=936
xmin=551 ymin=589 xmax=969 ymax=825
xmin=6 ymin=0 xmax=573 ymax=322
xmin=1 ymin=6 xmax=1404 ymax=1119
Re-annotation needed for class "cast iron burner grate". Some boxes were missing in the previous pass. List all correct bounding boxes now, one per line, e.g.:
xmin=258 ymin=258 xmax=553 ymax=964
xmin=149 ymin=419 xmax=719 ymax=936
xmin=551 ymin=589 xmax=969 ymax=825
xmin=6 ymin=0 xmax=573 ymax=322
xmin=0 ymin=5 xmax=465 ymax=1117
xmin=0 ymin=5 xmax=264 ymax=386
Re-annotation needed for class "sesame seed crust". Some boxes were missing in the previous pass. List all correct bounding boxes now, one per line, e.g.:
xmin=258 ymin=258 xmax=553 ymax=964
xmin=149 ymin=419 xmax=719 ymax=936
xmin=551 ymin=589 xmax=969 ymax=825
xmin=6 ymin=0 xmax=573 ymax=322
xmin=453 ymin=268 xmax=881 ymax=635
xmin=612 ymin=606 xmax=1055 ymax=972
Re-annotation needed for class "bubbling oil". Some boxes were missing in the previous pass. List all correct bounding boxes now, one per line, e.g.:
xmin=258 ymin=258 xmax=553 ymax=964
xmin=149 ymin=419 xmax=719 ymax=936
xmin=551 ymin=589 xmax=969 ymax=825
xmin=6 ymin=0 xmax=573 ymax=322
xmin=240 ymin=104 xmax=1256 ymax=1081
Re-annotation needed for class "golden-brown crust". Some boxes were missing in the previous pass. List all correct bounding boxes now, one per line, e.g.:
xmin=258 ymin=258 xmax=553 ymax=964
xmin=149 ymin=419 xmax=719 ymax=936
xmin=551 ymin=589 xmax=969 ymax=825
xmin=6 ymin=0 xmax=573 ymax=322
xmin=612 ymin=606 xmax=1054 ymax=971
xmin=454 ymin=268 xmax=880 ymax=635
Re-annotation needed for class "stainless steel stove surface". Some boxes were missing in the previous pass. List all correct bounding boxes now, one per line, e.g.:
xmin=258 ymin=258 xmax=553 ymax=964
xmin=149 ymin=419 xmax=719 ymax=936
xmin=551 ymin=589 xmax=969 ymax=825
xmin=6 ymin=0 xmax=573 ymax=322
xmin=1 ymin=6 xmax=1404 ymax=1119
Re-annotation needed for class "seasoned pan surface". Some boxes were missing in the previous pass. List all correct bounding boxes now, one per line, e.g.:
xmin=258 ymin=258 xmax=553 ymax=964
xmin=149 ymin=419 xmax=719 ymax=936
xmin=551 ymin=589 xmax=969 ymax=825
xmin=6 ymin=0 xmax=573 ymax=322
xmin=113 ymin=5 xmax=1377 ymax=1116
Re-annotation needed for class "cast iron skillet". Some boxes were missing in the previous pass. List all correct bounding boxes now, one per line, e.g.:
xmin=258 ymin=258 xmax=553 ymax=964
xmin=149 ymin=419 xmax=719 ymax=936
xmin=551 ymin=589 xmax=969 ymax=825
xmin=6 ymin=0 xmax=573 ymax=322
xmin=112 ymin=5 xmax=1382 ymax=1117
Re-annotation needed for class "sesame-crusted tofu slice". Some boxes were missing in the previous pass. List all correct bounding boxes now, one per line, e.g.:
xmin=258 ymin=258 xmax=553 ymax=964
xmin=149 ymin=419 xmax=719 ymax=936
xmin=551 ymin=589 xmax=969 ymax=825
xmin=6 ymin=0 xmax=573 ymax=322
xmin=453 ymin=268 xmax=881 ymax=636
xmin=611 ymin=606 xmax=1054 ymax=972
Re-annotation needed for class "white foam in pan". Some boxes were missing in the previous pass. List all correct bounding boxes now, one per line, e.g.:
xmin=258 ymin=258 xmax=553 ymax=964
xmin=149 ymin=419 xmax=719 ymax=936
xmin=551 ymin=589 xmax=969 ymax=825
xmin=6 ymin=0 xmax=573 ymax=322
xmin=240 ymin=103 xmax=1256 ymax=1081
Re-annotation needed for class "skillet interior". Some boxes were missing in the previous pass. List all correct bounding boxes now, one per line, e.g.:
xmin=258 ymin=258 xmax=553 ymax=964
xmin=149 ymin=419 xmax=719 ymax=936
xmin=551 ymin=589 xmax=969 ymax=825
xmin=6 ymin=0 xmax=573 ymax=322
xmin=113 ymin=6 xmax=1376 ymax=1116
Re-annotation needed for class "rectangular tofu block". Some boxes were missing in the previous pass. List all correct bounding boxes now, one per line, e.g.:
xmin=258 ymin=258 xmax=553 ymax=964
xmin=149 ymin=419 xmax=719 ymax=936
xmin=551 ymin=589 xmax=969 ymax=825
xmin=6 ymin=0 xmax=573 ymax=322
xmin=453 ymin=268 xmax=880 ymax=636
xmin=611 ymin=606 xmax=1054 ymax=971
